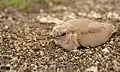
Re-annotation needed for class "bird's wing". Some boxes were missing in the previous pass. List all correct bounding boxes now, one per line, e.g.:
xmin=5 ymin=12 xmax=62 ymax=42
xmin=77 ymin=22 xmax=115 ymax=47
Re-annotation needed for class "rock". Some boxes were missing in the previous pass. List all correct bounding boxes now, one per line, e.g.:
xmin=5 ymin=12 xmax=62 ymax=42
xmin=4 ymin=25 xmax=9 ymax=29
xmin=86 ymin=66 xmax=98 ymax=72
xmin=102 ymin=48 xmax=109 ymax=53
xmin=68 ymin=12 xmax=76 ymax=19
xmin=113 ymin=60 xmax=120 ymax=71
xmin=109 ymin=41 xmax=114 ymax=44
xmin=40 ymin=51 xmax=44 ymax=56
xmin=36 ymin=16 xmax=63 ymax=24
xmin=118 ymin=42 xmax=120 ymax=46
xmin=88 ymin=11 xmax=102 ymax=18
xmin=107 ymin=12 xmax=120 ymax=20
xmin=115 ymin=37 xmax=119 ymax=42
xmin=52 ymin=5 xmax=67 ymax=11
xmin=37 ymin=16 xmax=47 ymax=23
xmin=41 ymin=43 xmax=46 ymax=47
xmin=78 ymin=12 xmax=87 ymax=17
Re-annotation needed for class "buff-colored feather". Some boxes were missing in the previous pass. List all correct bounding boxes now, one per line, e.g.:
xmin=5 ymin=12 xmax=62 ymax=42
xmin=52 ymin=18 xmax=116 ymax=50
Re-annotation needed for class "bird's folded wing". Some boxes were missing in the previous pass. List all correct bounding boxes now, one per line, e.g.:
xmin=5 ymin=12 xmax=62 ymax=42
xmin=78 ymin=22 xmax=115 ymax=47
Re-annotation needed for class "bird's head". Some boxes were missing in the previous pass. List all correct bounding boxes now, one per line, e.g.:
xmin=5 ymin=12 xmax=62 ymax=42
xmin=51 ymin=24 xmax=79 ymax=50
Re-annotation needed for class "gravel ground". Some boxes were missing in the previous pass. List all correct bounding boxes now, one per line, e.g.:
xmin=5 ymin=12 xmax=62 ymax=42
xmin=0 ymin=0 xmax=120 ymax=72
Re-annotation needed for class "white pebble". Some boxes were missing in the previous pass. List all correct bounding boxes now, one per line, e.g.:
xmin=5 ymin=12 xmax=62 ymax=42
xmin=109 ymin=41 xmax=114 ymax=44
xmin=40 ymin=51 xmax=44 ymax=56
xmin=86 ymin=66 xmax=98 ymax=72
xmin=102 ymin=48 xmax=109 ymax=53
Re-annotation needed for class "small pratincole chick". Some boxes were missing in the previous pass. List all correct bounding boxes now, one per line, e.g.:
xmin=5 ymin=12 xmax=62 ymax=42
xmin=52 ymin=18 xmax=116 ymax=50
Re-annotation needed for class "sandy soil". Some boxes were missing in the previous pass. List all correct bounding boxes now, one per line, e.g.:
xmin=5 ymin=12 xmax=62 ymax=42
xmin=0 ymin=0 xmax=120 ymax=72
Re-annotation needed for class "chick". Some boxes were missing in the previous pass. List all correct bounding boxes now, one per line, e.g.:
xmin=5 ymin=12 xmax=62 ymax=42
xmin=52 ymin=18 xmax=116 ymax=50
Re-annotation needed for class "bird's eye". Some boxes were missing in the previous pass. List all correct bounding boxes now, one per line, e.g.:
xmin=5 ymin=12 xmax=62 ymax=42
xmin=61 ymin=33 xmax=66 ymax=36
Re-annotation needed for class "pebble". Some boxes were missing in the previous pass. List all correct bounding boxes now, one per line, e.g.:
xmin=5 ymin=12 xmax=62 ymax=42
xmin=118 ymin=42 xmax=120 ymax=46
xmin=40 ymin=51 xmax=44 ymax=56
xmin=115 ymin=37 xmax=119 ymax=42
xmin=88 ymin=50 xmax=93 ymax=54
xmin=4 ymin=25 xmax=9 ymax=29
xmin=41 ymin=43 xmax=46 ymax=47
xmin=0 ymin=15 xmax=2 ymax=18
xmin=38 ymin=17 xmax=47 ymax=23
xmin=113 ymin=60 xmax=120 ymax=71
xmin=86 ymin=66 xmax=98 ymax=72
xmin=40 ymin=9 xmax=44 ymax=13
xmin=102 ymin=48 xmax=109 ymax=53
xmin=68 ymin=13 xmax=76 ymax=19
xmin=8 ymin=16 xmax=13 ymax=20
xmin=109 ymin=41 xmax=114 ymax=44
xmin=107 ymin=12 xmax=120 ymax=20
xmin=78 ymin=12 xmax=87 ymax=16
xmin=12 ymin=57 xmax=18 ymax=61
xmin=88 ymin=11 xmax=102 ymax=18
xmin=57 ymin=68 xmax=63 ymax=72
xmin=59 ymin=56 xmax=63 ymax=61
xmin=75 ymin=56 xmax=79 ymax=59
xmin=36 ymin=16 xmax=63 ymax=24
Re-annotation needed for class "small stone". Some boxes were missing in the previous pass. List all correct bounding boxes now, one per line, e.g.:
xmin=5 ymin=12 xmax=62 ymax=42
xmin=107 ymin=12 xmax=120 ymax=20
xmin=0 ymin=15 xmax=2 ymax=18
xmin=36 ymin=16 xmax=47 ymax=23
xmin=111 ymin=38 xmax=114 ymax=41
xmin=57 ymin=68 xmax=63 ymax=72
xmin=41 ymin=43 xmax=46 ymax=47
xmin=16 ymin=47 xmax=21 ymax=52
xmin=113 ymin=60 xmax=120 ymax=71
xmin=88 ymin=11 xmax=102 ymax=18
xmin=4 ymin=25 xmax=9 ymax=29
xmin=9 ymin=70 xmax=16 ymax=72
xmin=109 ymin=41 xmax=114 ymax=44
xmin=8 ymin=16 xmax=13 ymax=20
xmin=40 ymin=51 xmax=44 ymax=56
xmin=6 ymin=64 xmax=11 ymax=67
xmin=13 ymin=64 xmax=17 ymax=68
xmin=37 ymin=52 xmax=39 ymax=55
xmin=68 ymin=13 xmax=76 ymax=19
xmin=49 ymin=2 xmax=53 ymax=7
xmin=78 ymin=12 xmax=87 ymax=16
xmin=118 ymin=42 xmax=120 ymax=46
xmin=115 ymin=37 xmax=119 ymax=42
xmin=72 ymin=50 xmax=78 ymax=52
xmin=59 ymin=56 xmax=63 ymax=61
xmin=71 ymin=58 xmax=75 ymax=61
xmin=40 ymin=9 xmax=44 ymax=13
xmin=24 ymin=27 xmax=30 ymax=34
xmin=52 ymin=5 xmax=67 ymax=11
xmin=0 ymin=35 xmax=2 ymax=37
xmin=75 ymin=56 xmax=79 ymax=59
xmin=88 ymin=50 xmax=93 ymax=54
xmin=12 ymin=57 xmax=18 ymax=61
xmin=102 ymin=48 xmax=109 ymax=53
xmin=29 ymin=49 xmax=34 ymax=53
xmin=86 ymin=66 xmax=98 ymax=72
xmin=23 ymin=47 xmax=27 ymax=50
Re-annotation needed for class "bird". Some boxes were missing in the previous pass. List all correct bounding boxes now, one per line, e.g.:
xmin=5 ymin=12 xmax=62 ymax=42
xmin=52 ymin=18 xmax=116 ymax=50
